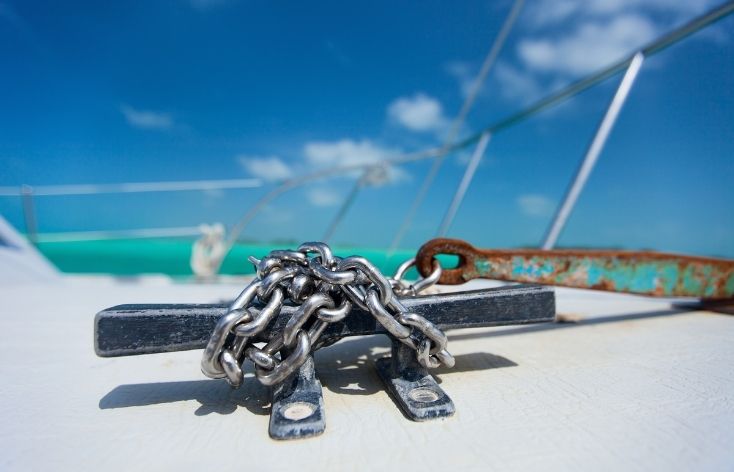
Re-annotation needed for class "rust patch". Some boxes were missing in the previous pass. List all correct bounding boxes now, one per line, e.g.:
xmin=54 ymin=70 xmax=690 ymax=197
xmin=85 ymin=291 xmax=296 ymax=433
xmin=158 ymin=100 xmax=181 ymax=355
xmin=416 ymin=238 xmax=476 ymax=285
xmin=415 ymin=238 xmax=734 ymax=300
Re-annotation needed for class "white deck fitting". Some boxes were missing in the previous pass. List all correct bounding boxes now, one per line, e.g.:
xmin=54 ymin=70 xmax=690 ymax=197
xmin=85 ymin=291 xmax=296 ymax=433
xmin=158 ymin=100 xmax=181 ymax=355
xmin=1 ymin=276 xmax=732 ymax=471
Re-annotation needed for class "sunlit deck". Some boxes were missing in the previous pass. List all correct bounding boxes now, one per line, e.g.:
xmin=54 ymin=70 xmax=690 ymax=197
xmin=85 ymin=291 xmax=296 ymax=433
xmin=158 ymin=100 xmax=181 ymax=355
xmin=2 ymin=275 xmax=732 ymax=470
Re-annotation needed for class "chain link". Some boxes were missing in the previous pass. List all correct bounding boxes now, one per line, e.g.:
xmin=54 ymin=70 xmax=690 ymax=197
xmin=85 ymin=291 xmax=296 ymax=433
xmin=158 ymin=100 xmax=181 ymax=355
xmin=200 ymin=241 xmax=453 ymax=388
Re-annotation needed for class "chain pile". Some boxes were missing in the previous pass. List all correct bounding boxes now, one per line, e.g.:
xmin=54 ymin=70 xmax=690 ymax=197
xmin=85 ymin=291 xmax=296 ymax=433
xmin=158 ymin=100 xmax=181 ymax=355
xmin=201 ymin=242 xmax=454 ymax=387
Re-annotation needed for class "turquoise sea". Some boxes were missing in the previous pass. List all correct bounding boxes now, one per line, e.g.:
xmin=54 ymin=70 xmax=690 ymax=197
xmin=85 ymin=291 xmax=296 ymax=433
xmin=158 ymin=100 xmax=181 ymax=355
xmin=36 ymin=238 xmax=418 ymax=277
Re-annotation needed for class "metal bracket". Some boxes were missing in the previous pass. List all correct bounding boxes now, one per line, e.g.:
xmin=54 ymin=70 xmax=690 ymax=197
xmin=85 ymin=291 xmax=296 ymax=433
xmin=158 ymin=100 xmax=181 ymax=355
xmin=375 ymin=339 xmax=455 ymax=421
xmin=269 ymin=355 xmax=326 ymax=440
xmin=93 ymin=285 xmax=556 ymax=439
xmin=270 ymin=338 xmax=454 ymax=440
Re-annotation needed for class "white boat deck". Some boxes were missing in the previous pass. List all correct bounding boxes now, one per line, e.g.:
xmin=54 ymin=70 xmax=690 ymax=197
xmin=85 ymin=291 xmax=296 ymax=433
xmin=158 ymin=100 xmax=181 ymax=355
xmin=1 ymin=276 xmax=733 ymax=471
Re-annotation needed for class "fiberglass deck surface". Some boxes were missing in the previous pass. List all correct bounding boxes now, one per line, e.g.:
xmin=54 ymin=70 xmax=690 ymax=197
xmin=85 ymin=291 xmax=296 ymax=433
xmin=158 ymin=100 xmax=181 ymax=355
xmin=1 ymin=276 xmax=733 ymax=471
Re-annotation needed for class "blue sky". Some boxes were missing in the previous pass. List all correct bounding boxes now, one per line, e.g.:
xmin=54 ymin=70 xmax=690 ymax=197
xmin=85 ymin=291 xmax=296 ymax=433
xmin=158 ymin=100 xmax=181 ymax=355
xmin=1 ymin=0 xmax=733 ymax=257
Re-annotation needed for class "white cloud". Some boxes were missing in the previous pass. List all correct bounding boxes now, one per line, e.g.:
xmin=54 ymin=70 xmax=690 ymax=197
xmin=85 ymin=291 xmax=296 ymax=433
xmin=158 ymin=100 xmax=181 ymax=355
xmin=238 ymin=156 xmax=293 ymax=182
xmin=525 ymin=0 xmax=716 ymax=26
xmin=518 ymin=14 xmax=658 ymax=75
xmin=305 ymin=139 xmax=396 ymax=166
xmin=307 ymin=188 xmax=341 ymax=207
xmin=304 ymin=139 xmax=408 ymax=184
xmin=234 ymin=139 xmax=408 ymax=187
xmin=387 ymin=93 xmax=448 ymax=132
xmin=448 ymin=59 xmax=551 ymax=105
xmin=517 ymin=194 xmax=555 ymax=217
xmin=516 ymin=0 xmax=721 ymax=77
xmin=446 ymin=0 xmax=722 ymax=107
xmin=121 ymin=105 xmax=173 ymax=130
xmin=525 ymin=0 xmax=580 ymax=26
xmin=493 ymin=61 xmax=546 ymax=104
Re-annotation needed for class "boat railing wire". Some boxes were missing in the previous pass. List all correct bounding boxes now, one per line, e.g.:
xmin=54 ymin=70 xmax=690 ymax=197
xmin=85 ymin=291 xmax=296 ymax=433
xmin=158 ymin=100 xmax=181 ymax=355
xmin=1 ymin=0 xmax=732 ymax=257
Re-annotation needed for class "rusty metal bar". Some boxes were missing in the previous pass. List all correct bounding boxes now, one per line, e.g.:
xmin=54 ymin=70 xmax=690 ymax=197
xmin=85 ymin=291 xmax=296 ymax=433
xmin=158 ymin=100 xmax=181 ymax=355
xmin=416 ymin=238 xmax=734 ymax=300
xmin=542 ymin=52 xmax=645 ymax=249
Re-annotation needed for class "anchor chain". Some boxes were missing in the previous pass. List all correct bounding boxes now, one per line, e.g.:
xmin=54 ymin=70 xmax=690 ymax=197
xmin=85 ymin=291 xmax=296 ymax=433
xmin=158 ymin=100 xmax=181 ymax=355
xmin=201 ymin=242 xmax=454 ymax=387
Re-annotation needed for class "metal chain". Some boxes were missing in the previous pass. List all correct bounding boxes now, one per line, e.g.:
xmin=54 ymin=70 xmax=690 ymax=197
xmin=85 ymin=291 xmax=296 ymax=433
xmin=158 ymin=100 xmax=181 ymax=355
xmin=200 ymin=242 xmax=454 ymax=388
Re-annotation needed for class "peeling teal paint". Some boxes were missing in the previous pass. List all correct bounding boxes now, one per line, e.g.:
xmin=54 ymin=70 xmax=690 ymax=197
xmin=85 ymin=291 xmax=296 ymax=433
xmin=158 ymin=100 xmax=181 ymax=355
xmin=661 ymin=265 xmax=679 ymax=294
xmin=630 ymin=264 xmax=658 ymax=293
xmin=572 ymin=260 xmax=726 ymax=296
xmin=700 ymin=265 xmax=715 ymax=297
xmin=474 ymin=254 xmax=732 ymax=298
xmin=726 ymin=273 xmax=734 ymax=294
xmin=510 ymin=256 xmax=556 ymax=279
xmin=587 ymin=263 xmax=603 ymax=286
xmin=540 ymin=261 xmax=555 ymax=277
xmin=611 ymin=264 xmax=624 ymax=289
xmin=474 ymin=259 xmax=491 ymax=276
xmin=510 ymin=256 xmax=526 ymax=278
xmin=681 ymin=265 xmax=703 ymax=295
